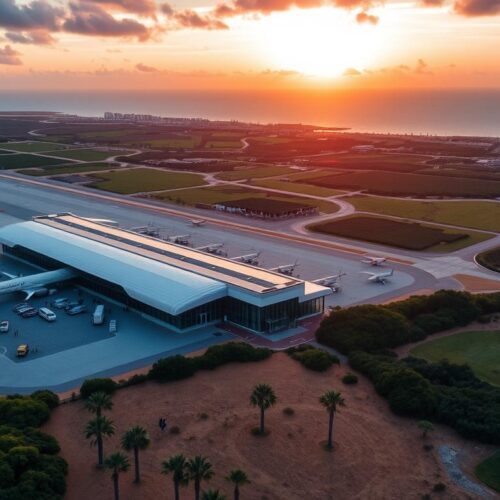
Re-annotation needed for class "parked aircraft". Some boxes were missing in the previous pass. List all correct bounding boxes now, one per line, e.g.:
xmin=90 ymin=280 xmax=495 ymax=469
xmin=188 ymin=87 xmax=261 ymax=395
xmin=168 ymin=234 xmax=191 ymax=246
xmin=269 ymin=261 xmax=299 ymax=276
xmin=313 ymin=272 xmax=346 ymax=292
xmin=196 ymin=243 xmax=227 ymax=256
xmin=361 ymin=269 xmax=394 ymax=284
xmin=361 ymin=256 xmax=387 ymax=266
xmin=130 ymin=224 xmax=161 ymax=238
xmin=188 ymin=219 xmax=206 ymax=227
xmin=231 ymin=252 xmax=261 ymax=265
xmin=0 ymin=268 xmax=76 ymax=300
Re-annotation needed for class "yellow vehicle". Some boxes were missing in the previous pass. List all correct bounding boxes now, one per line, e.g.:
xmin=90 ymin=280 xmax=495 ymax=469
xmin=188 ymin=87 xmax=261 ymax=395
xmin=16 ymin=344 xmax=29 ymax=357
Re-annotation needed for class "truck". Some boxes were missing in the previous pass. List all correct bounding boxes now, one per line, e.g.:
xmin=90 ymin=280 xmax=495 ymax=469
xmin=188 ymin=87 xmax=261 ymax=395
xmin=93 ymin=304 xmax=105 ymax=325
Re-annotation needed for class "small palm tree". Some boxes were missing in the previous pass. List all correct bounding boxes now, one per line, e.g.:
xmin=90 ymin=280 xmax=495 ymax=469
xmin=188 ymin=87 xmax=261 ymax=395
xmin=162 ymin=454 xmax=189 ymax=500
xmin=226 ymin=469 xmax=250 ymax=500
xmin=319 ymin=390 xmax=345 ymax=450
xmin=418 ymin=420 xmax=434 ymax=438
xmin=250 ymin=384 xmax=277 ymax=435
xmin=121 ymin=425 xmax=150 ymax=483
xmin=187 ymin=455 xmax=214 ymax=500
xmin=202 ymin=489 xmax=227 ymax=500
xmin=104 ymin=452 xmax=130 ymax=500
xmin=85 ymin=415 xmax=115 ymax=466
xmin=84 ymin=391 xmax=113 ymax=417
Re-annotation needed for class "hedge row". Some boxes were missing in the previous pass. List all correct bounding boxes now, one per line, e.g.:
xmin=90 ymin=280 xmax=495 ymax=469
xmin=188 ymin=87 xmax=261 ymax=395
xmin=286 ymin=345 xmax=339 ymax=372
xmin=316 ymin=290 xmax=500 ymax=354
xmin=349 ymin=351 xmax=500 ymax=445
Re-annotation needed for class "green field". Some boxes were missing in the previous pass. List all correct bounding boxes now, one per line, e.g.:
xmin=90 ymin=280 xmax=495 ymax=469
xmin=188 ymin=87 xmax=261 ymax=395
xmin=476 ymin=246 xmax=500 ymax=273
xmin=0 ymin=153 xmax=71 ymax=170
xmin=1 ymin=141 xmax=69 ymax=153
xmin=411 ymin=330 xmax=500 ymax=386
xmin=205 ymin=140 xmax=242 ymax=149
xmin=50 ymin=149 xmax=126 ymax=162
xmin=22 ymin=163 xmax=120 ymax=177
xmin=216 ymin=165 xmax=295 ymax=181
xmin=475 ymin=451 xmax=500 ymax=492
xmin=154 ymin=185 xmax=339 ymax=213
xmin=249 ymin=136 xmax=291 ymax=144
xmin=249 ymin=179 xmax=343 ymax=197
xmin=349 ymin=196 xmax=500 ymax=232
xmin=134 ymin=137 xmax=201 ymax=149
xmin=89 ymin=168 xmax=207 ymax=194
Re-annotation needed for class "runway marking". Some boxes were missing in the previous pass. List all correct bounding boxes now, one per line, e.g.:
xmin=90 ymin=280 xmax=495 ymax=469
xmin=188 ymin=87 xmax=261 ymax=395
xmin=0 ymin=173 xmax=414 ymax=265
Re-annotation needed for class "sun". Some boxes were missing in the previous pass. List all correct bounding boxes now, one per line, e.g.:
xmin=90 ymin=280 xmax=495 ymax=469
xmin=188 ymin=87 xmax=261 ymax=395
xmin=256 ymin=8 xmax=385 ymax=79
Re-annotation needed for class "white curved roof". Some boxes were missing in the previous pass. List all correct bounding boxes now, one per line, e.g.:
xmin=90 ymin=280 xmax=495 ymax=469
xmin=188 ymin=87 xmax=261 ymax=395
xmin=0 ymin=221 xmax=227 ymax=315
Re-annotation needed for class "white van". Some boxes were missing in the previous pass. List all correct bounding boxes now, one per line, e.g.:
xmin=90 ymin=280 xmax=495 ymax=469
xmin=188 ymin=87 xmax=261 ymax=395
xmin=93 ymin=305 xmax=105 ymax=325
xmin=39 ymin=307 xmax=56 ymax=322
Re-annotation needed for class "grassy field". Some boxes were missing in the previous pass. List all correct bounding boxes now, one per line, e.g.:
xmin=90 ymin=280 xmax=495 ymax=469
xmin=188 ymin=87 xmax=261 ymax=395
xmin=249 ymin=179 xmax=344 ymax=197
xmin=476 ymin=246 xmax=500 ymax=273
xmin=216 ymin=165 xmax=294 ymax=181
xmin=288 ymin=169 xmax=345 ymax=181
xmin=205 ymin=140 xmax=242 ymax=149
xmin=50 ymin=149 xmax=126 ymax=162
xmin=249 ymin=136 xmax=292 ymax=144
xmin=135 ymin=137 xmax=201 ymax=149
xmin=0 ymin=153 xmax=71 ymax=170
xmin=411 ymin=330 xmax=500 ymax=387
xmin=22 ymin=163 xmax=120 ymax=176
xmin=153 ymin=185 xmax=339 ymax=213
xmin=89 ymin=168 xmax=207 ymax=194
xmin=349 ymin=196 xmax=500 ymax=232
xmin=305 ymin=171 xmax=500 ymax=197
xmin=307 ymin=215 xmax=491 ymax=251
xmin=1 ymin=141 xmax=69 ymax=153
xmin=475 ymin=451 xmax=500 ymax=492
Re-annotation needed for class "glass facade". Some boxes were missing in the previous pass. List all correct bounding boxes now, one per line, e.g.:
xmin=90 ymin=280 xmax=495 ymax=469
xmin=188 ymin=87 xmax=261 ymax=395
xmin=3 ymin=244 xmax=324 ymax=333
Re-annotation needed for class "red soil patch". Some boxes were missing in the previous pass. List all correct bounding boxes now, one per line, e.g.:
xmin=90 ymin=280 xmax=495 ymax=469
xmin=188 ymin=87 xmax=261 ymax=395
xmin=453 ymin=273 xmax=500 ymax=292
xmin=44 ymin=354 xmax=489 ymax=500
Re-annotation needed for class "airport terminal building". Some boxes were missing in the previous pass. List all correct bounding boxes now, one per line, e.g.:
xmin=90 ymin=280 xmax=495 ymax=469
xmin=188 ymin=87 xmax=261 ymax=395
xmin=0 ymin=214 xmax=330 ymax=333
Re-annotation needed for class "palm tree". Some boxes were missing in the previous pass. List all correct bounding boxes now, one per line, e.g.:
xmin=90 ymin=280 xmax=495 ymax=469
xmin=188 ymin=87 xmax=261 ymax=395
xmin=319 ymin=390 xmax=345 ymax=450
xmin=250 ymin=384 xmax=277 ymax=435
xmin=418 ymin=420 xmax=434 ymax=438
xmin=202 ymin=490 xmax=227 ymax=500
xmin=187 ymin=456 xmax=214 ymax=500
xmin=226 ymin=469 xmax=250 ymax=500
xmin=162 ymin=454 xmax=189 ymax=500
xmin=121 ymin=426 xmax=150 ymax=483
xmin=104 ymin=452 xmax=130 ymax=500
xmin=84 ymin=391 xmax=113 ymax=417
xmin=85 ymin=415 xmax=115 ymax=466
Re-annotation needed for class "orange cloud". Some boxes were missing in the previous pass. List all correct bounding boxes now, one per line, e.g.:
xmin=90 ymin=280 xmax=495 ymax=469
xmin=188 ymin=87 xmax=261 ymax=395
xmin=0 ymin=44 xmax=22 ymax=65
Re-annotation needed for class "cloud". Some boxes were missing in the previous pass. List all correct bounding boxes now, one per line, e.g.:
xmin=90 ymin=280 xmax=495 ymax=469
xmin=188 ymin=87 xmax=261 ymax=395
xmin=136 ymin=62 xmax=158 ymax=71
xmin=343 ymin=67 xmax=362 ymax=75
xmin=214 ymin=0 xmax=323 ymax=17
xmin=415 ymin=58 xmax=432 ymax=74
xmin=63 ymin=2 xmax=152 ymax=40
xmin=454 ymin=0 xmax=500 ymax=15
xmin=0 ymin=44 xmax=22 ymax=65
xmin=82 ymin=0 xmax=158 ymax=16
xmin=420 ymin=0 xmax=445 ymax=6
xmin=355 ymin=10 xmax=378 ymax=23
xmin=0 ymin=0 xmax=64 ymax=30
xmin=161 ymin=3 xmax=175 ymax=15
xmin=5 ymin=29 xmax=55 ymax=45
xmin=172 ymin=9 xmax=229 ymax=29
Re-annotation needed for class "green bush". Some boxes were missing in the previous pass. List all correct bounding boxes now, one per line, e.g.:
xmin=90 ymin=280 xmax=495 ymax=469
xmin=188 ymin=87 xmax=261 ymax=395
xmin=197 ymin=342 xmax=272 ymax=370
xmin=342 ymin=373 xmax=358 ymax=385
xmin=80 ymin=378 xmax=118 ymax=399
xmin=0 ymin=398 xmax=50 ymax=428
xmin=30 ymin=391 xmax=59 ymax=410
xmin=286 ymin=345 xmax=339 ymax=371
xmin=119 ymin=374 xmax=149 ymax=388
xmin=149 ymin=355 xmax=197 ymax=382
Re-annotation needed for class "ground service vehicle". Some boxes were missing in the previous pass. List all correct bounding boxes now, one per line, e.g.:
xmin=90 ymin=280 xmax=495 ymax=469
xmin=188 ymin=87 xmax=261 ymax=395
xmin=16 ymin=344 xmax=29 ymax=357
xmin=39 ymin=307 xmax=56 ymax=322
xmin=93 ymin=305 xmax=105 ymax=325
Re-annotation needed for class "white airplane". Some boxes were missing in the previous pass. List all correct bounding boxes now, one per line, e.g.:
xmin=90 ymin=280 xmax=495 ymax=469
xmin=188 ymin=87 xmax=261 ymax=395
xmin=313 ymin=272 xmax=346 ymax=292
xmin=188 ymin=219 xmax=206 ymax=227
xmin=231 ymin=252 xmax=261 ymax=265
xmin=362 ymin=269 xmax=394 ymax=284
xmin=269 ymin=261 xmax=299 ymax=276
xmin=0 ymin=268 xmax=77 ymax=300
xmin=168 ymin=234 xmax=191 ymax=246
xmin=361 ymin=256 xmax=388 ymax=266
xmin=195 ymin=243 xmax=227 ymax=256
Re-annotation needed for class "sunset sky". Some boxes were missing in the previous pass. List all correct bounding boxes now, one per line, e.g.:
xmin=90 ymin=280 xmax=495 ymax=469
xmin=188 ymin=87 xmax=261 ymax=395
xmin=0 ymin=0 xmax=499 ymax=90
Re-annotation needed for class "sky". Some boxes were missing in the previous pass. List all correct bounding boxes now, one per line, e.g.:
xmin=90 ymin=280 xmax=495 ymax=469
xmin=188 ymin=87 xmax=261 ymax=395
xmin=0 ymin=0 xmax=499 ymax=91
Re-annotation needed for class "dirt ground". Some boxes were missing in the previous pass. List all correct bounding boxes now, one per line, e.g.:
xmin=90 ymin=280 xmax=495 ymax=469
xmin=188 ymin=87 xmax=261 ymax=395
xmin=453 ymin=274 xmax=500 ymax=292
xmin=44 ymin=354 xmax=495 ymax=500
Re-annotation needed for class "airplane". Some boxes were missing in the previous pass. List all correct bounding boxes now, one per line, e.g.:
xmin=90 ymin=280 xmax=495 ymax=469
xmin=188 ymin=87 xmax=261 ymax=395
xmin=0 ymin=268 xmax=77 ymax=300
xmin=130 ymin=224 xmax=160 ymax=238
xmin=168 ymin=234 xmax=191 ymax=246
xmin=231 ymin=251 xmax=261 ymax=265
xmin=313 ymin=272 xmax=346 ymax=292
xmin=195 ymin=243 xmax=227 ymax=256
xmin=188 ymin=219 xmax=206 ymax=227
xmin=269 ymin=260 xmax=299 ymax=276
xmin=361 ymin=256 xmax=388 ymax=266
xmin=361 ymin=269 xmax=394 ymax=284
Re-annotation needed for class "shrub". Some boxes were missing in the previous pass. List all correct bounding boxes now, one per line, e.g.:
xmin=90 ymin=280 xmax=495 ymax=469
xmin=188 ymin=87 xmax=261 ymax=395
xmin=30 ymin=391 xmax=59 ymax=410
xmin=283 ymin=407 xmax=295 ymax=416
xmin=149 ymin=355 xmax=197 ymax=382
xmin=198 ymin=412 xmax=209 ymax=420
xmin=0 ymin=398 xmax=50 ymax=428
xmin=342 ymin=373 xmax=358 ymax=385
xmin=433 ymin=482 xmax=446 ymax=492
xmin=197 ymin=342 xmax=272 ymax=370
xmin=169 ymin=426 xmax=180 ymax=435
xmin=80 ymin=378 xmax=118 ymax=399
xmin=286 ymin=345 xmax=339 ymax=372
xmin=120 ymin=374 xmax=148 ymax=388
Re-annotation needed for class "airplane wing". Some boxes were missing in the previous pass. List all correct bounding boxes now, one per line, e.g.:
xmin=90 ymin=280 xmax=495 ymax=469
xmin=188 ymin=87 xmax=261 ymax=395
xmin=360 ymin=271 xmax=375 ymax=277
xmin=1 ymin=271 xmax=17 ymax=280
xmin=23 ymin=289 xmax=37 ymax=300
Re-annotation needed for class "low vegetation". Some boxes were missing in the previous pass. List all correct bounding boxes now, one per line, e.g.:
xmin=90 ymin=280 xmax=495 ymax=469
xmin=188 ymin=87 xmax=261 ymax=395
xmin=1 ymin=141 xmax=69 ymax=153
xmin=476 ymin=245 xmax=500 ymax=273
xmin=49 ymin=148 xmax=125 ymax=162
xmin=215 ymin=166 xmax=293 ymax=181
xmin=286 ymin=345 xmax=339 ymax=372
xmin=0 ymin=153 xmax=71 ymax=170
xmin=475 ymin=451 xmax=500 ymax=492
xmin=22 ymin=163 xmax=120 ymax=177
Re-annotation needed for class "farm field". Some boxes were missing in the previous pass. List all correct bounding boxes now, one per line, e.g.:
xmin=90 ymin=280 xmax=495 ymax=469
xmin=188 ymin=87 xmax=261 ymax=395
xmin=475 ymin=451 xmax=500 ymax=492
xmin=204 ymin=140 xmax=242 ymax=149
xmin=476 ymin=246 xmax=500 ymax=273
xmin=307 ymin=215 xmax=490 ymax=251
xmin=0 ymin=153 xmax=71 ymax=170
xmin=411 ymin=330 xmax=500 ymax=387
xmin=286 ymin=169 xmax=339 ymax=181
xmin=49 ymin=148 xmax=127 ymax=161
xmin=89 ymin=168 xmax=207 ymax=194
xmin=133 ymin=136 xmax=201 ymax=149
xmin=349 ymin=196 xmax=500 ymax=232
xmin=216 ymin=165 xmax=295 ymax=181
xmin=0 ymin=141 xmax=69 ymax=152
xmin=304 ymin=171 xmax=500 ymax=198
xmin=21 ymin=163 xmax=121 ymax=176
xmin=153 ymin=184 xmax=339 ymax=213
xmin=249 ymin=179 xmax=344 ymax=197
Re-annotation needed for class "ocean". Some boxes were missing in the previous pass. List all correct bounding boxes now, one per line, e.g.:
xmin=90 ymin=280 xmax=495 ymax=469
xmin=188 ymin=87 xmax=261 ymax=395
xmin=1 ymin=88 xmax=499 ymax=137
